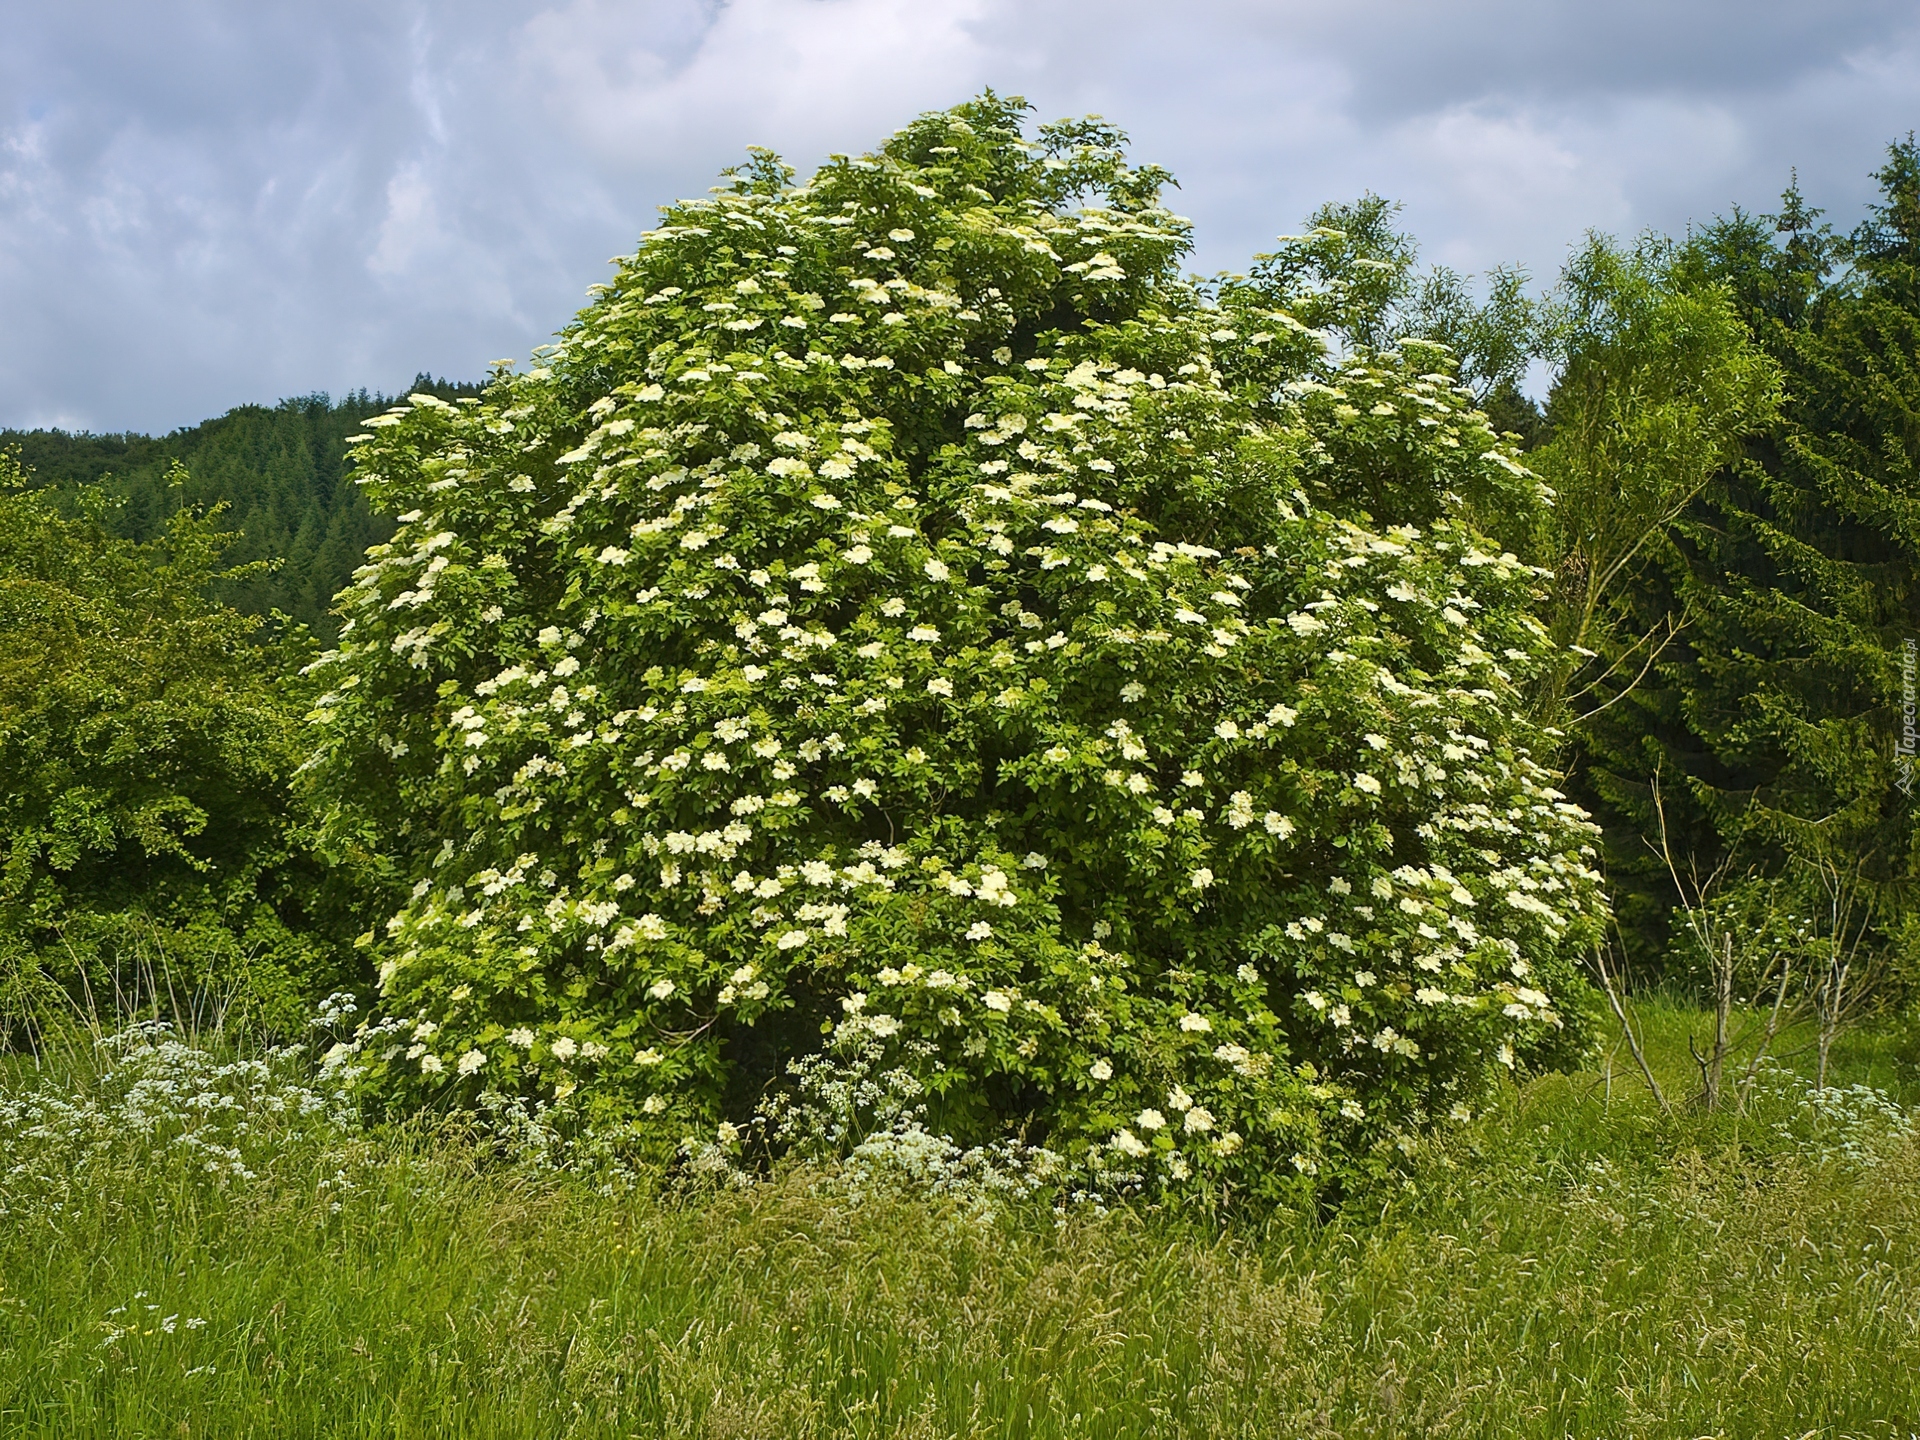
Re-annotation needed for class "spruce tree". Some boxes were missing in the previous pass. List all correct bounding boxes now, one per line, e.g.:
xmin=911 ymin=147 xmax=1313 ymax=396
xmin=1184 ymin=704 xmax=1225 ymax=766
xmin=1574 ymin=151 xmax=1920 ymax=970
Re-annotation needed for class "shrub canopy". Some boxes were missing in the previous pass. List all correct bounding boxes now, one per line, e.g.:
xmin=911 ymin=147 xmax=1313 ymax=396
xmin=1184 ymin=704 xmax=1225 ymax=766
xmin=0 ymin=456 xmax=352 ymax=1037
xmin=314 ymin=95 xmax=1604 ymax=1199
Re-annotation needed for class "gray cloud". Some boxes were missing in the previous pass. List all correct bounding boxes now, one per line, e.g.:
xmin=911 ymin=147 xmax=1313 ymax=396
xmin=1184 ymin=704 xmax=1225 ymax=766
xmin=2 ymin=0 xmax=1916 ymax=432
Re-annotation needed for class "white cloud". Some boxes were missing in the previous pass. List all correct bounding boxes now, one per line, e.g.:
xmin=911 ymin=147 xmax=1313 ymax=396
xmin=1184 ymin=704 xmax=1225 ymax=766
xmin=522 ymin=0 xmax=993 ymax=167
xmin=368 ymin=163 xmax=445 ymax=278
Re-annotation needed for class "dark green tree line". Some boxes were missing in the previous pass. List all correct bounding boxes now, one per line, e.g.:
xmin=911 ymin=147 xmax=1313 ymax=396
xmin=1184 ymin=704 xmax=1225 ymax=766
xmin=2 ymin=376 xmax=481 ymax=640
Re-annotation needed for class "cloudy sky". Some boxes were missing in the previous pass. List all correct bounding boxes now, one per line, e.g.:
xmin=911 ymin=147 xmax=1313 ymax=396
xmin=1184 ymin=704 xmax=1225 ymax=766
xmin=4 ymin=0 xmax=1917 ymax=434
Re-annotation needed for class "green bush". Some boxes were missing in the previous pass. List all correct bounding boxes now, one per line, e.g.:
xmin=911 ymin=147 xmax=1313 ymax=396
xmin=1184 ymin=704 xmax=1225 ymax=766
xmin=0 ymin=454 xmax=361 ymax=1039
xmin=312 ymin=95 xmax=1605 ymax=1199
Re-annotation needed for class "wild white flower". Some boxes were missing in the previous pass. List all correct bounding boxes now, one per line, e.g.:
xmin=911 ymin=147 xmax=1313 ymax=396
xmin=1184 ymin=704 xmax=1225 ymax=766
xmin=1214 ymin=1043 xmax=1251 ymax=1070
xmin=1183 ymin=1106 xmax=1215 ymax=1134
xmin=1178 ymin=1012 xmax=1212 ymax=1033
xmin=419 ymin=1053 xmax=445 ymax=1074
xmin=924 ymin=559 xmax=951 ymax=582
xmin=1189 ymin=868 xmax=1214 ymax=891
xmin=1214 ymin=720 xmax=1240 ymax=740
xmin=457 ymin=1049 xmax=487 ymax=1076
xmin=982 ymin=990 xmax=1012 ymax=1012
xmin=1135 ymin=1108 xmax=1166 ymax=1131
xmin=1353 ymin=772 xmax=1382 ymax=795
xmin=908 ymin=624 xmax=940 ymax=642
xmin=966 ymin=921 xmax=994 ymax=941
xmin=926 ymin=676 xmax=954 ymax=697
xmin=647 ymin=978 xmax=677 ymax=1000
xmin=1111 ymin=1128 xmax=1148 ymax=1157
xmin=776 ymin=930 xmax=809 ymax=950
xmin=1089 ymin=1058 xmax=1113 ymax=1081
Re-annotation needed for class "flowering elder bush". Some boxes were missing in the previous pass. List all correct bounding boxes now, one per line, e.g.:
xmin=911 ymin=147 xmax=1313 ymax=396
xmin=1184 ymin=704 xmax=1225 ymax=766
xmin=308 ymin=95 xmax=1604 ymax=1201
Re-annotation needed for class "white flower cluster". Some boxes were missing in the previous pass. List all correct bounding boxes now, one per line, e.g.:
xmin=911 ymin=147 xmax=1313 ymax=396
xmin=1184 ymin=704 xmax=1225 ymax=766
xmin=0 ymin=1022 xmax=361 ymax=1218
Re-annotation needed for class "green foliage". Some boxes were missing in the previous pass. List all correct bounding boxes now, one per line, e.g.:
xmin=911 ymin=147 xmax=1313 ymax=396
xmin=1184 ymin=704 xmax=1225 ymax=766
xmin=0 ymin=450 xmax=362 ymax=1037
xmin=1231 ymin=200 xmax=1553 ymax=528
xmin=1529 ymin=234 xmax=1784 ymax=712
xmin=1407 ymin=262 xmax=1546 ymax=407
xmin=0 ymin=377 xmax=480 ymax=641
xmin=310 ymin=95 xmax=1604 ymax=1199
xmin=1247 ymin=194 xmax=1418 ymax=352
xmin=1569 ymin=158 xmax=1920 ymax=968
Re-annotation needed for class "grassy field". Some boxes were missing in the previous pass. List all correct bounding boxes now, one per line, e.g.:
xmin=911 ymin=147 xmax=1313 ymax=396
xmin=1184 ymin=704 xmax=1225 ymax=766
xmin=4 ymin=1003 xmax=1920 ymax=1438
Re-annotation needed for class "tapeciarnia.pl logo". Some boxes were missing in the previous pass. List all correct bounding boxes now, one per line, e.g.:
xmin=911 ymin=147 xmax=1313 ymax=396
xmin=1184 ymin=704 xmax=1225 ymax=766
xmin=1899 ymin=636 xmax=1917 ymax=796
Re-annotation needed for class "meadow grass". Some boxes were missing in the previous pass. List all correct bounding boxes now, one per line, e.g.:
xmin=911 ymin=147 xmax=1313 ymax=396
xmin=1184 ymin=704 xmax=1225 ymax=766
xmin=4 ymin=1001 xmax=1920 ymax=1439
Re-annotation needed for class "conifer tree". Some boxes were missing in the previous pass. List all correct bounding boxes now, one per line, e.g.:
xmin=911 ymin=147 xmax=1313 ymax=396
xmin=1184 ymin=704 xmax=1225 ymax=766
xmin=1574 ymin=149 xmax=1920 ymax=969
